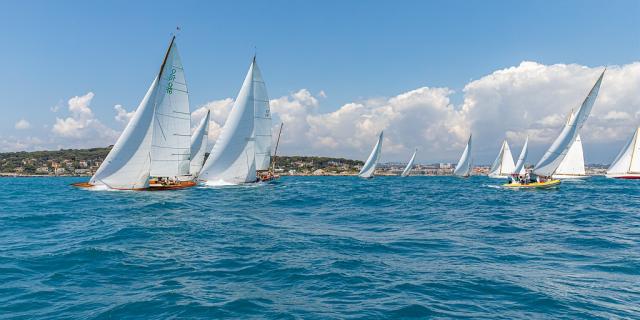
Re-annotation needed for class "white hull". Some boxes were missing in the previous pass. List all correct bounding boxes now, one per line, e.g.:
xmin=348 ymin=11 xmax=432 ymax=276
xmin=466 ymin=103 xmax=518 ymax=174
xmin=487 ymin=174 xmax=509 ymax=179
xmin=605 ymin=173 xmax=640 ymax=179
xmin=552 ymin=174 xmax=590 ymax=180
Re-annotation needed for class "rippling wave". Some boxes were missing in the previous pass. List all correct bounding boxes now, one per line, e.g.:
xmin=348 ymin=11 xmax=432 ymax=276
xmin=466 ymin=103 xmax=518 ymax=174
xmin=0 ymin=176 xmax=638 ymax=319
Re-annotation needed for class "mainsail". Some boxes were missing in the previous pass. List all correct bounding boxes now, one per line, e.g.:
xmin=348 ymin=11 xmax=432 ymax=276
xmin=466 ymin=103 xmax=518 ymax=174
xmin=149 ymin=38 xmax=191 ymax=177
xmin=533 ymin=70 xmax=604 ymax=177
xmin=513 ymin=136 xmax=529 ymax=175
xmin=199 ymin=58 xmax=260 ymax=184
xmin=401 ymin=148 xmax=417 ymax=177
xmin=488 ymin=139 xmax=516 ymax=178
xmin=606 ymin=127 xmax=640 ymax=178
xmin=358 ymin=131 xmax=384 ymax=178
xmin=90 ymin=36 xmax=187 ymax=189
xmin=252 ymin=60 xmax=272 ymax=171
xmin=453 ymin=135 xmax=472 ymax=177
xmin=189 ymin=110 xmax=210 ymax=176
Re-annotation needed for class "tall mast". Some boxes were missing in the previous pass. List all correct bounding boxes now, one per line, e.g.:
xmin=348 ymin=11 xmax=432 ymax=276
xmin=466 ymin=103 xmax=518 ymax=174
xmin=271 ymin=123 xmax=284 ymax=173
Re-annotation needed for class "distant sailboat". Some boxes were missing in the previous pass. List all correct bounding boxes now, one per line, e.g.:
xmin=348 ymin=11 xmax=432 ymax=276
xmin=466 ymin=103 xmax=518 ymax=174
xmin=512 ymin=136 xmax=528 ymax=175
xmin=453 ymin=135 xmax=472 ymax=177
xmin=359 ymin=131 xmax=383 ymax=179
xmin=189 ymin=110 xmax=210 ymax=177
xmin=401 ymin=148 xmax=417 ymax=177
xmin=199 ymin=56 xmax=267 ymax=185
xmin=606 ymin=127 xmax=640 ymax=179
xmin=488 ymin=139 xmax=516 ymax=178
xmin=74 ymin=36 xmax=195 ymax=190
xmin=505 ymin=69 xmax=604 ymax=189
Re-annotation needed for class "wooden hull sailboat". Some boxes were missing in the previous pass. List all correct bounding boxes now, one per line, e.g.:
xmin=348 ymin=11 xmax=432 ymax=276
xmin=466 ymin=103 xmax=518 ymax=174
xmin=72 ymin=35 xmax=195 ymax=191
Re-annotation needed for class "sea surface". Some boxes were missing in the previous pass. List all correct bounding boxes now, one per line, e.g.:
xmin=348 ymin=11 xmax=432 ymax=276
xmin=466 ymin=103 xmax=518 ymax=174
xmin=0 ymin=176 xmax=638 ymax=319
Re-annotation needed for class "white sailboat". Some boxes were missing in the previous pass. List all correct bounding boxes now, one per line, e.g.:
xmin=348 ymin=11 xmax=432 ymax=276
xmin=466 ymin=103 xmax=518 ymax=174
xmin=553 ymin=134 xmax=588 ymax=179
xmin=75 ymin=36 xmax=195 ymax=190
xmin=453 ymin=135 xmax=472 ymax=177
xmin=358 ymin=131 xmax=384 ymax=179
xmin=606 ymin=126 xmax=640 ymax=179
xmin=199 ymin=56 xmax=267 ymax=185
xmin=400 ymin=148 xmax=417 ymax=177
xmin=488 ymin=139 xmax=516 ymax=178
xmin=189 ymin=110 xmax=210 ymax=177
xmin=505 ymin=69 xmax=604 ymax=188
xmin=512 ymin=136 xmax=528 ymax=175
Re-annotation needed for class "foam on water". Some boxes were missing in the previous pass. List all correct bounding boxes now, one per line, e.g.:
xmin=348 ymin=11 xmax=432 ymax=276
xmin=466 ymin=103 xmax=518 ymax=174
xmin=0 ymin=176 xmax=638 ymax=319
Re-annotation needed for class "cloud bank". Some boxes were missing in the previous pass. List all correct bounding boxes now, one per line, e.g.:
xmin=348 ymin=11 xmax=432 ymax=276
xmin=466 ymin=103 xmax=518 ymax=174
xmin=3 ymin=61 xmax=639 ymax=164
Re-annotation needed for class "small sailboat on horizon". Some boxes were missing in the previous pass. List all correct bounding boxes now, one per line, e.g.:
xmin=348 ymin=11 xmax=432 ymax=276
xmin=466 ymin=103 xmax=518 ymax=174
xmin=504 ymin=69 xmax=605 ymax=189
xmin=487 ymin=139 xmax=516 ymax=179
xmin=73 ymin=36 xmax=195 ymax=191
xmin=358 ymin=131 xmax=384 ymax=179
xmin=606 ymin=126 xmax=640 ymax=179
xmin=453 ymin=134 xmax=472 ymax=177
xmin=400 ymin=148 xmax=417 ymax=177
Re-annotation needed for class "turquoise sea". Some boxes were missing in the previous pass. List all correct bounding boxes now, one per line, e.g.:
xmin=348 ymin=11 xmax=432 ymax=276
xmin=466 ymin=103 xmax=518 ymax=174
xmin=0 ymin=176 xmax=638 ymax=319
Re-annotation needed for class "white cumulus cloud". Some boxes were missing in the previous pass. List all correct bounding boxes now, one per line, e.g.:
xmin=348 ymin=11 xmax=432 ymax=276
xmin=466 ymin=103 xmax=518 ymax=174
xmin=14 ymin=119 xmax=31 ymax=130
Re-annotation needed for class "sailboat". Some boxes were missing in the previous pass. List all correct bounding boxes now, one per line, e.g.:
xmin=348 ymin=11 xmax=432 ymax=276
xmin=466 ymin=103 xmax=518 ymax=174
xmin=553 ymin=134 xmax=588 ymax=179
xmin=358 ymin=131 xmax=384 ymax=179
xmin=198 ymin=56 xmax=270 ymax=185
xmin=73 ymin=36 xmax=195 ymax=190
xmin=487 ymin=139 xmax=516 ymax=178
xmin=189 ymin=110 xmax=210 ymax=177
xmin=504 ymin=69 xmax=605 ymax=189
xmin=512 ymin=136 xmax=528 ymax=176
xmin=453 ymin=135 xmax=472 ymax=177
xmin=400 ymin=148 xmax=417 ymax=177
xmin=606 ymin=126 xmax=640 ymax=179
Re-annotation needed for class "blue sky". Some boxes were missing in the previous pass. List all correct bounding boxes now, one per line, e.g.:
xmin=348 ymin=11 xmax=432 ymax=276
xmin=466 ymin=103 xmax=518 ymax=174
xmin=1 ymin=1 xmax=639 ymax=163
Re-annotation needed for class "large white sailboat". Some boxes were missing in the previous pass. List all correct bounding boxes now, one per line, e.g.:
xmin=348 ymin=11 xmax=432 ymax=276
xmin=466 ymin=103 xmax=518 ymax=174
xmin=488 ymin=139 xmax=516 ymax=179
xmin=74 ymin=36 xmax=195 ymax=190
xmin=606 ymin=126 xmax=640 ymax=179
xmin=358 ymin=131 xmax=384 ymax=179
xmin=505 ymin=70 xmax=605 ymax=189
xmin=453 ymin=135 xmax=472 ymax=177
xmin=189 ymin=110 xmax=210 ymax=177
xmin=198 ymin=56 xmax=270 ymax=185
xmin=400 ymin=148 xmax=417 ymax=177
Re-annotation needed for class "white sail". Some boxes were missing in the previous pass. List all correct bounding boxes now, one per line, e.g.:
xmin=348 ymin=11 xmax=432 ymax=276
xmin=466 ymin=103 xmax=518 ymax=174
xmin=488 ymin=140 xmax=516 ymax=178
xmin=189 ymin=110 xmax=210 ymax=176
xmin=358 ymin=131 xmax=384 ymax=178
xmin=252 ymin=60 xmax=272 ymax=171
xmin=606 ymin=127 xmax=640 ymax=178
xmin=401 ymin=148 xmax=417 ymax=177
xmin=199 ymin=59 xmax=258 ymax=184
xmin=89 ymin=78 xmax=158 ymax=189
xmin=513 ymin=136 xmax=529 ymax=175
xmin=534 ymin=70 xmax=604 ymax=177
xmin=553 ymin=134 xmax=587 ymax=179
xmin=454 ymin=135 xmax=472 ymax=177
xmin=150 ymin=39 xmax=191 ymax=177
